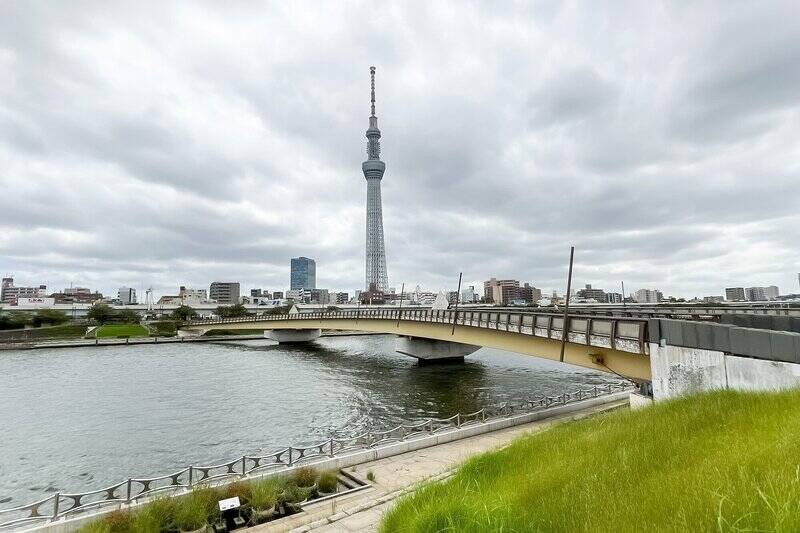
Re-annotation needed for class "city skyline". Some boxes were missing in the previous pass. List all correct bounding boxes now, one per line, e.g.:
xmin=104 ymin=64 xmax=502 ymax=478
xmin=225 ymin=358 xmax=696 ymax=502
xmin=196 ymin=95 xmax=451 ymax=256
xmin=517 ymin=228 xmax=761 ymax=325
xmin=1 ymin=3 xmax=799 ymax=299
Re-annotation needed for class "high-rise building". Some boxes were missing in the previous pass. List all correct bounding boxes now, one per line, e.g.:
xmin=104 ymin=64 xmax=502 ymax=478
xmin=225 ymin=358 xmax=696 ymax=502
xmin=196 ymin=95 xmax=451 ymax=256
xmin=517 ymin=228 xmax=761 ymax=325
xmin=117 ymin=287 xmax=137 ymax=305
xmin=745 ymin=286 xmax=780 ymax=301
xmin=519 ymin=283 xmax=542 ymax=303
xmin=310 ymin=288 xmax=330 ymax=305
xmin=363 ymin=67 xmax=389 ymax=292
xmin=634 ymin=288 xmax=663 ymax=303
xmin=209 ymin=282 xmax=240 ymax=305
xmin=484 ymin=278 xmax=520 ymax=305
xmin=725 ymin=287 xmax=746 ymax=301
xmin=290 ymin=257 xmax=316 ymax=290
xmin=606 ymin=292 xmax=623 ymax=303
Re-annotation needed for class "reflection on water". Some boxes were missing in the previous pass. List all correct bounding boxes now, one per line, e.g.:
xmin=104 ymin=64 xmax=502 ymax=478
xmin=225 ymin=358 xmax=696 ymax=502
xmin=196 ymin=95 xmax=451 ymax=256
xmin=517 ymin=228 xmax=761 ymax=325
xmin=0 ymin=335 xmax=617 ymax=505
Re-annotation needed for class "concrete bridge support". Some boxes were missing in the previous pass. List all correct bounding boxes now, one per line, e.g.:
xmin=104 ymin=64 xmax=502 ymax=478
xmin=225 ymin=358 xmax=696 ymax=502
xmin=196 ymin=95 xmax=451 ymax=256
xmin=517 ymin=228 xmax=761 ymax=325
xmin=395 ymin=336 xmax=480 ymax=363
xmin=266 ymin=329 xmax=322 ymax=343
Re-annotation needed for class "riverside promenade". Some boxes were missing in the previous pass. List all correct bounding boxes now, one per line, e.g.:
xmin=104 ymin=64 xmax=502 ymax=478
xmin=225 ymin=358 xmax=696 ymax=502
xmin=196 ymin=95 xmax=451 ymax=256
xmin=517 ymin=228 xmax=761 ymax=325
xmin=255 ymin=395 xmax=629 ymax=533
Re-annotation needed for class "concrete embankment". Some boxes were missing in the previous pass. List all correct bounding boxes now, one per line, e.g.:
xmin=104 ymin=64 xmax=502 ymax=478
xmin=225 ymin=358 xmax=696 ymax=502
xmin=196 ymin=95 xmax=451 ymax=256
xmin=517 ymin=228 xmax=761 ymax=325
xmin=0 ymin=331 xmax=383 ymax=351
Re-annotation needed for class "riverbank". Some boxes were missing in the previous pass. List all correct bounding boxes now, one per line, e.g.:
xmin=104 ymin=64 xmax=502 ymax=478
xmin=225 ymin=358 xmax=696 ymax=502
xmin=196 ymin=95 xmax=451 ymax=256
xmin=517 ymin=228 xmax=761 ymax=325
xmin=0 ymin=330 xmax=383 ymax=350
xmin=252 ymin=394 xmax=630 ymax=533
xmin=381 ymin=388 xmax=800 ymax=532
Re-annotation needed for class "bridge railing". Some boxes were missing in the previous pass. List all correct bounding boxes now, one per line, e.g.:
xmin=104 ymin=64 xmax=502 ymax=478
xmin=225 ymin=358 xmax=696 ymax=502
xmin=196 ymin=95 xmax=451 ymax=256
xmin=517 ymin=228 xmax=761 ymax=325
xmin=186 ymin=309 xmax=650 ymax=354
xmin=0 ymin=383 xmax=631 ymax=530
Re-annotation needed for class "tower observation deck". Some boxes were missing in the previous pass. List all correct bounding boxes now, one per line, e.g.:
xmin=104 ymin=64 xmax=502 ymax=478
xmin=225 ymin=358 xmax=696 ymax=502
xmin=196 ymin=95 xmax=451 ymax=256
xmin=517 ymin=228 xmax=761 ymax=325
xmin=363 ymin=66 xmax=389 ymax=292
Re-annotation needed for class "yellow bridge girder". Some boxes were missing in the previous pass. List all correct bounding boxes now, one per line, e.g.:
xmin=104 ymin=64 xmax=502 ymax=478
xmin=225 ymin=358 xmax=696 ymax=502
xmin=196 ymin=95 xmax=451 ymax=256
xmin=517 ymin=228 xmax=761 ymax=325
xmin=182 ymin=317 xmax=652 ymax=381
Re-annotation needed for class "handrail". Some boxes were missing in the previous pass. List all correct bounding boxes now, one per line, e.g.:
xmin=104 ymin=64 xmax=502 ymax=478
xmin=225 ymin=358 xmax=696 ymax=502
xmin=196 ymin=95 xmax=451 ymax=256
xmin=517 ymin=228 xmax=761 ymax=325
xmin=0 ymin=383 xmax=631 ymax=529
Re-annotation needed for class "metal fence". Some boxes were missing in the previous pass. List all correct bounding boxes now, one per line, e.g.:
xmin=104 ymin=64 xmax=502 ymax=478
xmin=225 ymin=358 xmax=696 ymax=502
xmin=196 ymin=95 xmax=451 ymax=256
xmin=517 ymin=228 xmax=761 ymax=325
xmin=0 ymin=383 xmax=631 ymax=530
xmin=187 ymin=309 xmax=650 ymax=354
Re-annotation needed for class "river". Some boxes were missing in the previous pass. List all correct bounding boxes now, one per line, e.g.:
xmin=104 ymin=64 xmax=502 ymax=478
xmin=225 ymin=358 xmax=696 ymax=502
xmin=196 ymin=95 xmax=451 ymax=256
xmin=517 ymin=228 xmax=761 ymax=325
xmin=0 ymin=335 xmax=618 ymax=507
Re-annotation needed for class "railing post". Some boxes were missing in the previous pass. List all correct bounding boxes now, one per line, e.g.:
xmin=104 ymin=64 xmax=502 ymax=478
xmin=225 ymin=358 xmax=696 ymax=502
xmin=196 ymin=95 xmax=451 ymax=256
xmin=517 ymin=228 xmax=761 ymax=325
xmin=328 ymin=438 xmax=335 ymax=458
xmin=241 ymin=456 xmax=246 ymax=476
xmin=52 ymin=493 xmax=60 ymax=520
xmin=188 ymin=466 xmax=193 ymax=487
xmin=456 ymin=413 xmax=461 ymax=428
xmin=126 ymin=478 xmax=132 ymax=503
xmin=288 ymin=448 xmax=293 ymax=466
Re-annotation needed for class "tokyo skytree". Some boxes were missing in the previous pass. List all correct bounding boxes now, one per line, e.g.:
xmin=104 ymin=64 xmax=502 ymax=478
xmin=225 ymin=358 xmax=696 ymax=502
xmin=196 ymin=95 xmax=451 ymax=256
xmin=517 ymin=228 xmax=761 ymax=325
xmin=362 ymin=66 xmax=389 ymax=292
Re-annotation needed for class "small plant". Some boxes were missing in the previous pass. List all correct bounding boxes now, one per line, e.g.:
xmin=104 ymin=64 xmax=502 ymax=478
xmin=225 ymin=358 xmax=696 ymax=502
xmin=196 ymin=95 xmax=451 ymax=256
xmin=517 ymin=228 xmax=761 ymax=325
xmin=221 ymin=480 xmax=252 ymax=504
xmin=175 ymin=487 xmax=219 ymax=532
xmin=280 ymin=483 xmax=309 ymax=504
xmin=77 ymin=521 xmax=111 ymax=533
xmin=249 ymin=478 xmax=280 ymax=511
xmin=366 ymin=470 xmax=375 ymax=482
xmin=131 ymin=497 xmax=176 ymax=532
xmin=290 ymin=466 xmax=317 ymax=488
xmin=103 ymin=509 xmax=131 ymax=533
xmin=317 ymin=470 xmax=338 ymax=494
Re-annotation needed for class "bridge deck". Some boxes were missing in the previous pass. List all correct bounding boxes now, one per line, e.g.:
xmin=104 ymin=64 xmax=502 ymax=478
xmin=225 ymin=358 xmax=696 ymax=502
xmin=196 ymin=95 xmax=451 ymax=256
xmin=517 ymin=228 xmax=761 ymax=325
xmin=184 ymin=309 xmax=652 ymax=380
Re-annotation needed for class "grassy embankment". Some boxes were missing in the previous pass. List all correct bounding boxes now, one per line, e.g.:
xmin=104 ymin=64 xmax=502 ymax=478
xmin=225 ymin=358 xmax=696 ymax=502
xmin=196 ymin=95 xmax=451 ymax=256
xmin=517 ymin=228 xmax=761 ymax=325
xmin=0 ymin=324 xmax=87 ymax=341
xmin=382 ymin=389 xmax=800 ymax=532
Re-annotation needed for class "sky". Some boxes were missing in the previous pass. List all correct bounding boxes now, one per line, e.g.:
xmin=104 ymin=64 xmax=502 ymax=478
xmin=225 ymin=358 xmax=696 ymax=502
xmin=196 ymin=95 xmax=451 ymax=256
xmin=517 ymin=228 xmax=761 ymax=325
xmin=1 ymin=1 xmax=799 ymax=299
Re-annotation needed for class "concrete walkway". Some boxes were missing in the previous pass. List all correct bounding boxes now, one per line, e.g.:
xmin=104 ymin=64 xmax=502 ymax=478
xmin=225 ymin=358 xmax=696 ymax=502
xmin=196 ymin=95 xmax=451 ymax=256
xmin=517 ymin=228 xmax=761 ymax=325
xmin=255 ymin=398 xmax=628 ymax=533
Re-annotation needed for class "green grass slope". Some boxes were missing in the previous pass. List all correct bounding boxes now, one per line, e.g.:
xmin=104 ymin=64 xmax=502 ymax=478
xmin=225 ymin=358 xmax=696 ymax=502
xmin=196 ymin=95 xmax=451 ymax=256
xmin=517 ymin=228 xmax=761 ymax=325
xmin=95 ymin=324 xmax=149 ymax=338
xmin=381 ymin=389 xmax=800 ymax=532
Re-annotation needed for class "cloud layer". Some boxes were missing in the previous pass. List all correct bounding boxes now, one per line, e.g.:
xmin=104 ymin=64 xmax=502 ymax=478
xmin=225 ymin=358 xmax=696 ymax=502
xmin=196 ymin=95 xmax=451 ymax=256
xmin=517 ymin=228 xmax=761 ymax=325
xmin=1 ymin=1 xmax=799 ymax=298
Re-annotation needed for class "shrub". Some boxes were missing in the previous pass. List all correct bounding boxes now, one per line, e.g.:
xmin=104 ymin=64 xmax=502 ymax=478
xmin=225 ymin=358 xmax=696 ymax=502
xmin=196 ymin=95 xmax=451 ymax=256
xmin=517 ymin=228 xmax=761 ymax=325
xmin=290 ymin=467 xmax=317 ymax=488
xmin=279 ymin=483 xmax=309 ymax=504
xmin=221 ymin=480 xmax=252 ymax=504
xmin=175 ymin=487 xmax=219 ymax=531
xmin=366 ymin=470 xmax=375 ymax=482
xmin=317 ymin=471 xmax=338 ymax=494
xmin=130 ymin=497 xmax=176 ymax=532
xmin=249 ymin=478 xmax=281 ymax=511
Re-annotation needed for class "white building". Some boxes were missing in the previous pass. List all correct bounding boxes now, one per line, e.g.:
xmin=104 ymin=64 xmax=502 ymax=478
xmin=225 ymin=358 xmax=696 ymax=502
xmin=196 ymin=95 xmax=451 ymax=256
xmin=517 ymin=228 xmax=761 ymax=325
xmin=634 ymin=288 xmax=663 ymax=303
xmin=118 ymin=287 xmax=137 ymax=305
xmin=460 ymin=286 xmax=478 ymax=303
xmin=1 ymin=277 xmax=47 ymax=304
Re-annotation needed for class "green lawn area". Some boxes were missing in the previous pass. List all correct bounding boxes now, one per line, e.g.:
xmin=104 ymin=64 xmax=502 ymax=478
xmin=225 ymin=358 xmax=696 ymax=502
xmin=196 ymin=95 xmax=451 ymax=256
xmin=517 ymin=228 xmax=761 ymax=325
xmin=381 ymin=389 xmax=800 ymax=532
xmin=95 ymin=324 xmax=150 ymax=338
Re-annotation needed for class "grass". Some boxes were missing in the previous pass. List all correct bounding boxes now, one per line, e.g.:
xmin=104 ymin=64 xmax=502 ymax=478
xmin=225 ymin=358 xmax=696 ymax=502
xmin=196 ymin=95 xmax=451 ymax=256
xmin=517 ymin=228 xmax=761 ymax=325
xmin=77 ymin=468 xmax=329 ymax=532
xmin=147 ymin=321 xmax=178 ymax=337
xmin=94 ymin=324 xmax=150 ymax=339
xmin=0 ymin=324 xmax=87 ymax=341
xmin=381 ymin=389 xmax=800 ymax=532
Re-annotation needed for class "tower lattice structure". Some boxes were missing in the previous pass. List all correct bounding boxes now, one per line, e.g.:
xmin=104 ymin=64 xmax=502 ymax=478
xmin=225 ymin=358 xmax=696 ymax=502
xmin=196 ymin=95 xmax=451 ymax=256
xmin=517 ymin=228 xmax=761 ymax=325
xmin=362 ymin=66 xmax=389 ymax=292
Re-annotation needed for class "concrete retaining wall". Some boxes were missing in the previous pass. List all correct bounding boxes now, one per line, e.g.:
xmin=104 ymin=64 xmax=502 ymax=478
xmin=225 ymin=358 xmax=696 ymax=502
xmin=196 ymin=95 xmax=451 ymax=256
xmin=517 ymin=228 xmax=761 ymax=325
xmin=650 ymin=342 xmax=800 ymax=400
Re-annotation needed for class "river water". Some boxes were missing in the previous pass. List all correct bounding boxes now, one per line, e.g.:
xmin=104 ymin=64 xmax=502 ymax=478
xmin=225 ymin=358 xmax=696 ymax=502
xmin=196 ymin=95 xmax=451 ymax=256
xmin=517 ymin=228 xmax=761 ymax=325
xmin=0 ymin=335 xmax=618 ymax=507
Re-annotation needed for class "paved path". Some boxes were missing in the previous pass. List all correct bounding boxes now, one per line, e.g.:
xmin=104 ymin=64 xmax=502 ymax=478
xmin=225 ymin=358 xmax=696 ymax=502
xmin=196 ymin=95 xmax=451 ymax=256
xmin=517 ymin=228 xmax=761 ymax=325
xmin=255 ymin=398 xmax=628 ymax=533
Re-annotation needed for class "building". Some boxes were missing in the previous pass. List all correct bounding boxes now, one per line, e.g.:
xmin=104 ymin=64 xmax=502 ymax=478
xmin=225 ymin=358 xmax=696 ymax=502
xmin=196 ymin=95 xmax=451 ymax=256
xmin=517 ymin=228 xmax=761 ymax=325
xmin=290 ymin=257 xmax=316 ymax=290
xmin=117 ymin=287 xmax=137 ymax=305
xmin=576 ymin=284 xmax=605 ymax=302
xmin=634 ymin=288 xmax=663 ymax=303
xmin=460 ymin=286 xmax=478 ymax=304
xmin=518 ymin=283 xmax=542 ymax=303
xmin=745 ymin=286 xmax=780 ymax=301
xmin=286 ymin=288 xmax=312 ymax=303
xmin=250 ymin=288 xmax=273 ymax=299
xmin=332 ymin=292 xmax=349 ymax=304
xmin=446 ymin=291 xmax=459 ymax=305
xmin=363 ymin=67 xmax=390 ymax=292
xmin=605 ymin=292 xmax=623 ymax=304
xmin=484 ymin=278 xmax=520 ymax=305
xmin=310 ymin=288 xmax=330 ymax=305
xmin=272 ymin=291 xmax=284 ymax=300
xmin=703 ymin=296 xmax=725 ymax=303
xmin=209 ymin=282 xmax=240 ymax=305
xmin=51 ymin=288 xmax=103 ymax=304
xmin=725 ymin=287 xmax=746 ymax=301
xmin=1 ymin=278 xmax=47 ymax=304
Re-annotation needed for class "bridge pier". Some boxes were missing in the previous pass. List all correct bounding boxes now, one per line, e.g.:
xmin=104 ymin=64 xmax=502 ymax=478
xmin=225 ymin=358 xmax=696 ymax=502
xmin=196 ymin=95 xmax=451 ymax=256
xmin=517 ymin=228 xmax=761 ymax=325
xmin=395 ymin=336 xmax=480 ymax=364
xmin=266 ymin=329 xmax=322 ymax=343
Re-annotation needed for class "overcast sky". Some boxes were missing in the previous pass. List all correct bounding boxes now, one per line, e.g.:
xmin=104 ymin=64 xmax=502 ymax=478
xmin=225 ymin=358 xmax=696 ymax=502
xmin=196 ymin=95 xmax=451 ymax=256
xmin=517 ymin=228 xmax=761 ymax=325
xmin=1 ymin=1 xmax=799 ymax=299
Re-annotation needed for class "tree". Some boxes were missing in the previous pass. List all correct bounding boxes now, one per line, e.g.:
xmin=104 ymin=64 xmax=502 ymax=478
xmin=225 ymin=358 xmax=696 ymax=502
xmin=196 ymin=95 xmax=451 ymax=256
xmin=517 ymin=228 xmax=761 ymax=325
xmin=216 ymin=304 xmax=249 ymax=318
xmin=0 ymin=312 xmax=30 ymax=330
xmin=115 ymin=309 xmax=141 ymax=324
xmin=87 ymin=303 xmax=115 ymax=324
xmin=31 ymin=309 xmax=69 ymax=327
xmin=171 ymin=305 xmax=198 ymax=322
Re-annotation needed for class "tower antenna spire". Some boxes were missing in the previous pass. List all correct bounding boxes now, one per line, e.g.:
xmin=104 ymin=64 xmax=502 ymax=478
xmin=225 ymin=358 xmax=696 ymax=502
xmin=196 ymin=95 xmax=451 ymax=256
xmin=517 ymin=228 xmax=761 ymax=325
xmin=370 ymin=66 xmax=376 ymax=116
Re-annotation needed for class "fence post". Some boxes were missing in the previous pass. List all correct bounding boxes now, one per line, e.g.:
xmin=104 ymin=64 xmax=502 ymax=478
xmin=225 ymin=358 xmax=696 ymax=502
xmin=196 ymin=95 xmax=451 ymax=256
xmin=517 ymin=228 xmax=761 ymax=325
xmin=328 ymin=438 xmax=335 ymax=458
xmin=241 ymin=456 xmax=246 ymax=476
xmin=188 ymin=466 xmax=193 ymax=487
xmin=52 ymin=493 xmax=60 ymax=520
xmin=456 ymin=413 xmax=461 ymax=428
xmin=126 ymin=478 xmax=132 ymax=503
xmin=288 ymin=448 xmax=293 ymax=466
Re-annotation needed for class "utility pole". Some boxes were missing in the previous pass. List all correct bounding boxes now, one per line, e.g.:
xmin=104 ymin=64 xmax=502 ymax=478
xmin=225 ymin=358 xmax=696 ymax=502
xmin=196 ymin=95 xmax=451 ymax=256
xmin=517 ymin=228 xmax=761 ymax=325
xmin=621 ymin=281 xmax=627 ymax=312
xmin=396 ymin=283 xmax=404 ymax=327
xmin=559 ymin=247 xmax=575 ymax=363
xmin=452 ymin=272 xmax=463 ymax=335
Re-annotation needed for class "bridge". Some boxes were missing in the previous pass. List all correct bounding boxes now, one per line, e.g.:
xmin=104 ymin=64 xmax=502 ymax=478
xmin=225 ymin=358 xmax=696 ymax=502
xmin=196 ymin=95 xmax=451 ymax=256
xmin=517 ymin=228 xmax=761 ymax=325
xmin=183 ymin=308 xmax=652 ymax=380
xmin=182 ymin=307 xmax=800 ymax=397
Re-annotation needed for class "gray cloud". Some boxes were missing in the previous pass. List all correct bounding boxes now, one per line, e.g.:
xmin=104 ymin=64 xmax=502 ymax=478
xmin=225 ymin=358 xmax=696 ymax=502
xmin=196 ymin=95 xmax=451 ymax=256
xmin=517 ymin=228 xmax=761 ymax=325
xmin=0 ymin=0 xmax=799 ymax=299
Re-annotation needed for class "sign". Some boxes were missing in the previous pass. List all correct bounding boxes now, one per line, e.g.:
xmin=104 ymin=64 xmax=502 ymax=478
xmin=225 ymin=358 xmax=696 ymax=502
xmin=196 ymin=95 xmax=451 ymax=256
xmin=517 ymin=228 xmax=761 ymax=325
xmin=218 ymin=496 xmax=240 ymax=512
xmin=16 ymin=297 xmax=55 ymax=307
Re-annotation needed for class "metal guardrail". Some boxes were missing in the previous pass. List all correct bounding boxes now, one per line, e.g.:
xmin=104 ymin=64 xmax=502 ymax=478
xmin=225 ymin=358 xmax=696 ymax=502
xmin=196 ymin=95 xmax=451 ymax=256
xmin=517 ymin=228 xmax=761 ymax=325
xmin=0 ymin=383 xmax=631 ymax=530
xmin=186 ymin=309 xmax=650 ymax=354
